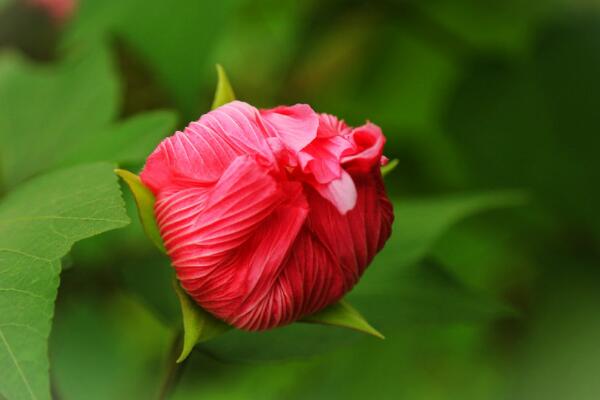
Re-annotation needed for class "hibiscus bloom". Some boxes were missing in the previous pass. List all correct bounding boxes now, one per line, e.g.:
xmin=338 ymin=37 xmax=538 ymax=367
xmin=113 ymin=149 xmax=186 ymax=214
xmin=141 ymin=101 xmax=393 ymax=330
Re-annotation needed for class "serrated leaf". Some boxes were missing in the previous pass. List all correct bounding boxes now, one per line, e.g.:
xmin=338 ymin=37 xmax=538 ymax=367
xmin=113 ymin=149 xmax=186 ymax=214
xmin=302 ymin=300 xmax=384 ymax=339
xmin=114 ymin=169 xmax=165 ymax=253
xmin=381 ymin=159 xmax=398 ymax=176
xmin=0 ymin=45 xmax=177 ymax=189
xmin=0 ymin=163 xmax=129 ymax=400
xmin=211 ymin=64 xmax=236 ymax=110
xmin=173 ymin=279 xmax=230 ymax=363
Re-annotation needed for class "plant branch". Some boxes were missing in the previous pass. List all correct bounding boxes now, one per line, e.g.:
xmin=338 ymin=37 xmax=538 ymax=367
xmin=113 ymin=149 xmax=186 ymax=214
xmin=157 ymin=329 xmax=187 ymax=400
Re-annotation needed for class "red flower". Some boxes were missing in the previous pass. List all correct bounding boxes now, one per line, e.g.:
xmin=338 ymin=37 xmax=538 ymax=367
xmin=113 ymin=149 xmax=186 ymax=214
xmin=27 ymin=0 xmax=76 ymax=24
xmin=141 ymin=101 xmax=393 ymax=330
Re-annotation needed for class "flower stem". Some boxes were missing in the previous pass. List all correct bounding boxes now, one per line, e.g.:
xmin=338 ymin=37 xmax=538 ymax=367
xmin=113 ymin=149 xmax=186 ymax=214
xmin=157 ymin=329 xmax=187 ymax=400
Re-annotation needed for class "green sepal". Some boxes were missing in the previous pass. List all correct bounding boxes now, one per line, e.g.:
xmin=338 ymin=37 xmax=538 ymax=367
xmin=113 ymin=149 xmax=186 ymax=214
xmin=381 ymin=159 xmax=398 ymax=176
xmin=211 ymin=64 xmax=236 ymax=110
xmin=114 ymin=169 xmax=166 ymax=253
xmin=302 ymin=300 xmax=384 ymax=339
xmin=173 ymin=279 xmax=231 ymax=362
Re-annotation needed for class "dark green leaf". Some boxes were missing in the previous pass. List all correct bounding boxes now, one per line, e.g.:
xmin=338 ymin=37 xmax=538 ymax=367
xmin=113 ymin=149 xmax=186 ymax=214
xmin=0 ymin=163 xmax=129 ymax=400
xmin=51 ymin=292 xmax=171 ymax=400
xmin=63 ymin=0 xmax=242 ymax=117
xmin=359 ymin=191 xmax=526 ymax=289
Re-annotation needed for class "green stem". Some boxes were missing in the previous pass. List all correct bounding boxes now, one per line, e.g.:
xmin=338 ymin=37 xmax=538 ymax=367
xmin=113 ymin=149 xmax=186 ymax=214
xmin=157 ymin=329 xmax=187 ymax=400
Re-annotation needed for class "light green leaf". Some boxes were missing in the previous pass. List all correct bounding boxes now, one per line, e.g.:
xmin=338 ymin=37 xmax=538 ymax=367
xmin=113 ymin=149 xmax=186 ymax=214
xmin=173 ymin=279 xmax=230 ymax=363
xmin=114 ymin=169 xmax=165 ymax=253
xmin=211 ymin=64 xmax=236 ymax=110
xmin=60 ymin=110 xmax=176 ymax=167
xmin=0 ymin=163 xmax=129 ymax=400
xmin=0 ymin=46 xmax=117 ymax=187
xmin=63 ymin=0 xmax=242 ymax=118
xmin=0 ymin=45 xmax=177 ymax=189
xmin=303 ymin=300 xmax=384 ymax=339
xmin=381 ymin=159 xmax=399 ymax=176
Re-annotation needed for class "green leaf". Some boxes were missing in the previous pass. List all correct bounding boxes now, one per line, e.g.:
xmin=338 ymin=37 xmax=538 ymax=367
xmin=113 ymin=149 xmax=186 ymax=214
xmin=63 ymin=0 xmax=242 ymax=118
xmin=302 ymin=300 xmax=384 ymax=339
xmin=0 ymin=46 xmax=116 ymax=187
xmin=173 ymin=279 xmax=230 ymax=363
xmin=60 ymin=110 xmax=176 ymax=167
xmin=0 ymin=0 xmax=10 ymax=12
xmin=51 ymin=292 xmax=171 ymax=400
xmin=0 ymin=163 xmax=129 ymax=400
xmin=211 ymin=64 xmax=236 ymax=110
xmin=377 ymin=191 xmax=525 ymax=273
xmin=114 ymin=169 xmax=165 ymax=253
xmin=0 ymin=45 xmax=177 ymax=189
xmin=353 ymin=191 xmax=527 ymax=300
xmin=381 ymin=159 xmax=399 ymax=176
xmin=444 ymin=17 xmax=600 ymax=237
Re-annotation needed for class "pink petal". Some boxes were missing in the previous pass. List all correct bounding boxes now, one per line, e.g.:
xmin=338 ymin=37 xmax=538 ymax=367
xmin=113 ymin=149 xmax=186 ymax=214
xmin=313 ymin=169 xmax=357 ymax=214
xmin=163 ymin=156 xmax=284 ymax=273
xmin=141 ymin=101 xmax=274 ymax=193
xmin=260 ymin=104 xmax=319 ymax=152
xmin=317 ymin=113 xmax=351 ymax=138
xmin=223 ymin=184 xmax=309 ymax=329
xmin=342 ymin=122 xmax=386 ymax=173
xmin=298 ymin=135 xmax=354 ymax=184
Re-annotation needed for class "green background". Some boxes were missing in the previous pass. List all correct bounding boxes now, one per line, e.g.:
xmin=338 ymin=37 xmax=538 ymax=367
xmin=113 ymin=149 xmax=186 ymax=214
xmin=1 ymin=0 xmax=600 ymax=399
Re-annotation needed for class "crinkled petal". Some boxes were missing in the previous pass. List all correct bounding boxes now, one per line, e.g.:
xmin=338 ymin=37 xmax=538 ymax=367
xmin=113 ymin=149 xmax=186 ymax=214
xmin=317 ymin=114 xmax=351 ymax=138
xmin=298 ymin=135 xmax=354 ymax=184
xmin=342 ymin=122 xmax=386 ymax=173
xmin=260 ymin=104 xmax=319 ymax=152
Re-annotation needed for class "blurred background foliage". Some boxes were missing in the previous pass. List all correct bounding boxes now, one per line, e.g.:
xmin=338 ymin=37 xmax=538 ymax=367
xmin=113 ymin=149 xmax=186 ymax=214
xmin=1 ymin=0 xmax=600 ymax=398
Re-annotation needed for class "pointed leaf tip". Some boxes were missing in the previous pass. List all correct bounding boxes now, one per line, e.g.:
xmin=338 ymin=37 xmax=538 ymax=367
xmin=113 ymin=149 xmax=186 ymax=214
xmin=114 ymin=169 xmax=166 ymax=253
xmin=211 ymin=64 xmax=236 ymax=110
xmin=302 ymin=300 xmax=384 ymax=339
xmin=173 ymin=279 xmax=230 ymax=363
